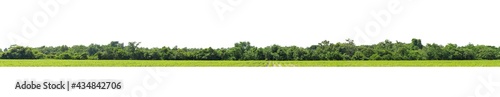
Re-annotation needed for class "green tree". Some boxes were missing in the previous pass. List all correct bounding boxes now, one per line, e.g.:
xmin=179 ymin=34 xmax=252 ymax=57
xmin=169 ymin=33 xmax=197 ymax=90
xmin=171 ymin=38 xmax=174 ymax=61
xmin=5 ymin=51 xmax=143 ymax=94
xmin=411 ymin=38 xmax=423 ymax=49
xmin=351 ymin=51 xmax=367 ymax=60
xmin=1 ymin=45 xmax=39 ymax=59
xmin=57 ymin=52 xmax=73 ymax=59
xmin=1 ymin=39 xmax=500 ymax=60
xmin=369 ymin=54 xmax=381 ymax=60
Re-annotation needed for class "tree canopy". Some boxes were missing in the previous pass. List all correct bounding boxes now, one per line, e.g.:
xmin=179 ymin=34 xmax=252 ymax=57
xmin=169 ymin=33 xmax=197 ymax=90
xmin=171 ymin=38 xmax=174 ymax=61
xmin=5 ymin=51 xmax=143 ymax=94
xmin=2 ymin=38 xmax=500 ymax=60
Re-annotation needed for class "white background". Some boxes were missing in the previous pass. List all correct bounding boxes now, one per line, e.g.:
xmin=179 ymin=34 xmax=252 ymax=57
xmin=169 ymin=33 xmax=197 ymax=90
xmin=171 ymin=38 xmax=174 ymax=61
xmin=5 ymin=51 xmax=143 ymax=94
xmin=2 ymin=0 xmax=500 ymax=97
xmin=1 ymin=68 xmax=500 ymax=97
xmin=1 ymin=0 xmax=500 ymax=48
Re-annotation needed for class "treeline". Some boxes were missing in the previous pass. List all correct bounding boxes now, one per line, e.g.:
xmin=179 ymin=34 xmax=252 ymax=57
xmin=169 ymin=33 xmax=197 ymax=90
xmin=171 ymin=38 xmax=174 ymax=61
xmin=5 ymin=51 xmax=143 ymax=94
xmin=1 ymin=39 xmax=500 ymax=60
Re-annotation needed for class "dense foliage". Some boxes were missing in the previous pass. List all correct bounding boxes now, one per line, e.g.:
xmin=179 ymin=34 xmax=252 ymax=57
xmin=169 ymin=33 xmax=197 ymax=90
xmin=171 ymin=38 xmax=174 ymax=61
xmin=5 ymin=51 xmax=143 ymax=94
xmin=1 ymin=39 xmax=500 ymax=60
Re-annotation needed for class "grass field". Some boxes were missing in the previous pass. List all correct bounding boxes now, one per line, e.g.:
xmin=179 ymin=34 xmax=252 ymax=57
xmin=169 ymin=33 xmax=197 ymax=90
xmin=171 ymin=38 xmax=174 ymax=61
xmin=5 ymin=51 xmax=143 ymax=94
xmin=1 ymin=60 xmax=500 ymax=67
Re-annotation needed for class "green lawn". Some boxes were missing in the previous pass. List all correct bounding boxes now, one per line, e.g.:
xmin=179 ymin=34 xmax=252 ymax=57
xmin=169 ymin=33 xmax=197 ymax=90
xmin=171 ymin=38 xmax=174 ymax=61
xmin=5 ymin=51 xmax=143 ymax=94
xmin=1 ymin=60 xmax=500 ymax=67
